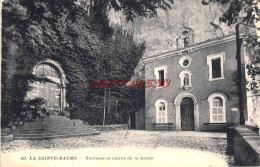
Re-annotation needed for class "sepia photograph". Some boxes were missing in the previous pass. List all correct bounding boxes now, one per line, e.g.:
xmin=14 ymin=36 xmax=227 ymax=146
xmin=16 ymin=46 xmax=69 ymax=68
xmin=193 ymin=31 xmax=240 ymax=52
xmin=1 ymin=0 xmax=260 ymax=166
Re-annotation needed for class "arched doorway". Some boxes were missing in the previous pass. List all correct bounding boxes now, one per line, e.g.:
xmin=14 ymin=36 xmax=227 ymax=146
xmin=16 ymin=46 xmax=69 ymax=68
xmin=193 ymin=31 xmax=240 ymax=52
xmin=27 ymin=59 xmax=67 ymax=115
xmin=174 ymin=92 xmax=200 ymax=131
xmin=181 ymin=97 xmax=194 ymax=131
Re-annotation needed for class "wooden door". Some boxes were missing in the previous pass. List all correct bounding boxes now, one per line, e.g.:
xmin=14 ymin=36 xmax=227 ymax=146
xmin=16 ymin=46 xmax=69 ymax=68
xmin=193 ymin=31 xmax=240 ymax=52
xmin=181 ymin=97 xmax=194 ymax=131
xmin=29 ymin=82 xmax=61 ymax=115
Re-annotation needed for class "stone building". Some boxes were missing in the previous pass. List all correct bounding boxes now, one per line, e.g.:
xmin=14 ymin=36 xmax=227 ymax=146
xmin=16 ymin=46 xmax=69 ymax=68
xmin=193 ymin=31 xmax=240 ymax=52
xmin=143 ymin=30 xmax=248 ymax=131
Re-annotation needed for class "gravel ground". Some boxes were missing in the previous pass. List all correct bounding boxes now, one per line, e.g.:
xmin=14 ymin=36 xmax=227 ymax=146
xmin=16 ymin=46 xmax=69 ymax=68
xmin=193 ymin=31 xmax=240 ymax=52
xmin=1 ymin=131 xmax=227 ymax=153
xmin=1 ymin=130 xmax=235 ymax=166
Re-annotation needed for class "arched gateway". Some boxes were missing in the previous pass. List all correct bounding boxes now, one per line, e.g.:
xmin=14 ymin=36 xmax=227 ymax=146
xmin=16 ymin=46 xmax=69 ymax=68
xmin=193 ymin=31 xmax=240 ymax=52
xmin=174 ymin=92 xmax=200 ymax=131
xmin=27 ymin=59 xmax=68 ymax=114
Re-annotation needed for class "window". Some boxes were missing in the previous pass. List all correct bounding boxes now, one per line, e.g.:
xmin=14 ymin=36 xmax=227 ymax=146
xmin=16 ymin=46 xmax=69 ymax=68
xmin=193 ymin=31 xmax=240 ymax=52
xmin=208 ymin=93 xmax=227 ymax=123
xmin=212 ymin=58 xmax=221 ymax=78
xmin=158 ymin=102 xmax=166 ymax=123
xmin=176 ymin=27 xmax=194 ymax=49
xmin=207 ymin=53 xmax=225 ymax=81
xmin=158 ymin=70 xmax=165 ymax=86
xmin=155 ymin=99 xmax=168 ymax=123
xmin=179 ymin=70 xmax=192 ymax=89
xmin=154 ymin=65 xmax=167 ymax=88
xmin=183 ymin=31 xmax=189 ymax=47
xmin=35 ymin=64 xmax=59 ymax=78
xmin=183 ymin=59 xmax=189 ymax=67
xmin=179 ymin=56 xmax=192 ymax=68
xmin=212 ymin=97 xmax=223 ymax=122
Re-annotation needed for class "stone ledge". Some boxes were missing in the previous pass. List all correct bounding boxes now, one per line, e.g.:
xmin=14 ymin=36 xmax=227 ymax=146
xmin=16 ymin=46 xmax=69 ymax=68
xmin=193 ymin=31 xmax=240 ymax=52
xmin=235 ymin=126 xmax=260 ymax=155
xmin=151 ymin=123 xmax=174 ymax=131
xmin=1 ymin=135 xmax=13 ymax=143
xmin=203 ymin=123 xmax=234 ymax=125
xmin=227 ymin=125 xmax=260 ymax=166
xmin=93 ymin=124 xmax=129 ymax=131
xmin=202 ymin=123 xmax=235 ymax=132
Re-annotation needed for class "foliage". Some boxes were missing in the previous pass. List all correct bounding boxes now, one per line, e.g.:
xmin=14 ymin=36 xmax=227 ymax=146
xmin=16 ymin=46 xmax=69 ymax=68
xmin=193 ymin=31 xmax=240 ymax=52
xmin=76 ymin=0 xmax=174 ymax=22
xmin=2 ymin=0 xmax=145 ymax=126
xmin=80 ymin=25 xmax=146 ymax=124
xmin=1 ymin=71 xmax=54 ymax=125
xmin=23 ymin=97 xmax=46 ymax=119
xmin=23 ymin=98 xmax=46 ymax=109
xmin=202 ymin=0 xmax=260 ymax=91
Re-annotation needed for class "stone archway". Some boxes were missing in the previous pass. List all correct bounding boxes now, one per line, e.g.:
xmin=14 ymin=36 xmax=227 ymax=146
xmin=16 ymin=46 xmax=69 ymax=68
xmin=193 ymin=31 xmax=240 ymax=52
xmin=174 ymin=92 xmax=200 ymax=131
xmin=28 ymin=59 xmax=68 ymax=114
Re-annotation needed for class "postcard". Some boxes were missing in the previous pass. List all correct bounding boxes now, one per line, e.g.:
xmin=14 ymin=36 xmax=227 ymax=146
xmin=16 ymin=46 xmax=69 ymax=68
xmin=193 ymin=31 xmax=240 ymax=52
xmin=1 ymin=0 xmax=260 ymax=167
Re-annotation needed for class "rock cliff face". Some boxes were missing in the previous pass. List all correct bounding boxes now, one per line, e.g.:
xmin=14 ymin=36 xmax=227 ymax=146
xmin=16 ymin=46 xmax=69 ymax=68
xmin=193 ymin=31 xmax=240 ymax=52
xmin=109 ymin=0 xmax=234 ymax=59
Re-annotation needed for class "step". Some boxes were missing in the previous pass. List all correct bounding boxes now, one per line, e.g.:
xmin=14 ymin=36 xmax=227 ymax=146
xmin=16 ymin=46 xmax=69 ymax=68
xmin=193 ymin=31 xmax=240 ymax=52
xmin=16 ymin=124 xmax=89 ymax=129
xmin=20 ymin=122 xmax=83 ymax=126
xmin=20 ymin=122 xmax=87 ymax=126
xmin=14 ymin=130 xmax=99 ymax=137
xmin=14 ymin=126 xmax=93 ymax=131
xmin=13 ymin=116 xmax=100 ymax=140
xmin=13 ymin=132 xmax=100 ymax=140
xmin=14 ymin=128 xmax=96 ymax=134
xmin=23 ymin=117 xmax=84 ymax=122
xmin=23 ymin=119 xmax=78 ymax=122
xmin=15 ymin=126 xmax=88 ymax=130
xmin=19 ymin=127 xmax=96 ymax=132
xmin=16 ymin=122 xmax=89 ymax=127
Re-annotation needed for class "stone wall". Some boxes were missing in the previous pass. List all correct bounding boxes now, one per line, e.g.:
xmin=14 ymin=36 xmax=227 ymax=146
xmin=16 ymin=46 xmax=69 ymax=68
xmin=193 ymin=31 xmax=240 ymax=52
xmin=135 ymin=108 xmax=145 ymax=130
xmin=227 ymin=126 xmax=260 ymax=166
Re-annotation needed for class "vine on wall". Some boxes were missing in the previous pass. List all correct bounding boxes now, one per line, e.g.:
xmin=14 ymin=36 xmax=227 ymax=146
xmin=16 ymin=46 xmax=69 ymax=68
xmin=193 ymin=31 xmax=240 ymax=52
xmin=2 ymin=0 xmax=145 ymax=126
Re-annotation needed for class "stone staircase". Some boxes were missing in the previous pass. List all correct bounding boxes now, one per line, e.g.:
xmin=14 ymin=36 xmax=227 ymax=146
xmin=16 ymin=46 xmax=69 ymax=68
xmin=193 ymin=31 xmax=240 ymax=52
xmin=13 ymin=116 xmax=100 ymax=140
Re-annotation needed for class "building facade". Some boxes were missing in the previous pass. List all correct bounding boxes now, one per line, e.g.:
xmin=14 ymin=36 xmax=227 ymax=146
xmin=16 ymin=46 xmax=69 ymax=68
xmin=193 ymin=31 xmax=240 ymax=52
xmin=143 ymin=34 xmax=247 ymax=131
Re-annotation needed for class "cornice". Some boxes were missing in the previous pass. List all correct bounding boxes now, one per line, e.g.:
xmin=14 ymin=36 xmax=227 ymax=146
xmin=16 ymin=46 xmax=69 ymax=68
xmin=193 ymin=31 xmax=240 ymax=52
xmin=143 ymin=35 xmax=240 ymax=64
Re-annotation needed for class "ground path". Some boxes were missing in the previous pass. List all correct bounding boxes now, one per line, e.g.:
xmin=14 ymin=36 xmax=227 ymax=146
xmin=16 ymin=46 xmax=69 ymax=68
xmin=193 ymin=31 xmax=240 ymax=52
xmin=1 ymin=130 xmax=235 ymax=167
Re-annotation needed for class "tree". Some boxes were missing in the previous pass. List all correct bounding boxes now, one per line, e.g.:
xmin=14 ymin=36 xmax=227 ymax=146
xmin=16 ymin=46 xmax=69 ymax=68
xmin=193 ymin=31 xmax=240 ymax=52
xmin=75 ymin=0 xmax=174 ymax=22
xmin=87 ymin=25 xmax=146 ymax=125
xmin=202 ymin=0 xmax=260 ymax=125
xmin=2 ymin=0 xmax=152 ymax=126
